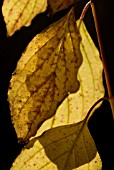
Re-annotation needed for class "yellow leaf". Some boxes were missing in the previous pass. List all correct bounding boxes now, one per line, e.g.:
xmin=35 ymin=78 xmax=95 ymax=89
xmin=48 ymin=0 xmax=76 ymax=16
xmin=2 ymin=0 xmax=47 ymax=36
xmin=33 ymin=21 xmax=104 ymax=137
xmin=10 ymin=120 xmax=102 ymax=170
xmin=9 ymin=15 xmax=104 ymax=170
xmin=8 ymin=8 xmax=82 ymax=143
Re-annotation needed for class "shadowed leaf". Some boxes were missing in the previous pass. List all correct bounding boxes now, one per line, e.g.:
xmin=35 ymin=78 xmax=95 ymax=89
xmin=48 ymin=0 xmax=77 ymax=16
xmin=10 ymin=120 xmax=102 ymax=170
xmin=8 ymin=8 xmax=82 ymax=143
xmin=32 ymin=21 xmax=104 ymax=137
xmin=2 ymin=0 xmax=47 ymax=36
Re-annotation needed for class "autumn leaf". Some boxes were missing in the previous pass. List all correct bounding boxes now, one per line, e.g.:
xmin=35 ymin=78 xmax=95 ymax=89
xmin=8 ymin=8 xmax=82 ymax=143
xmin=31 ymin=20 xmax=104 ymax=137
xmin=10 ymin=18 xmax=104 ymax=170
xmin=48 ymin=0 xmax=77 ymax=16
xmin=10 ymin=120 xmax=102 ymax=170
xmin=2 ymin=0 xmax=47 ymax=36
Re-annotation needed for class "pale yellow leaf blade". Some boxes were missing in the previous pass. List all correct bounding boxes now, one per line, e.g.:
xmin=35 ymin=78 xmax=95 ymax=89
xmin=8 ymin=8 xmax=82 ymax=143
xmin=48 ymin=0 xmax=76 ymax=15
xmin=10 ymin=121 xmax=102 ymax=170
xmin=2 ymin=0 xmax=47 ymax=36
xmin=34 ymin=20 xmax=104 ymax=137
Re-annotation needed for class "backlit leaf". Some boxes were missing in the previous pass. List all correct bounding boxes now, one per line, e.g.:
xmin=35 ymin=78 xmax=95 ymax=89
xmin=2 ymin=0 xmax=47 ymax=36
xmin=48 ymin=0 xmax=76 ymax=16
xmin=32 ymin=21 xmax=104 ymax=137
xmin=10 ymin=120 xmax=102 ymax=170
xmin=10 ymin=20 xmax=104 ymax=170
xmin=8 ymin=8 xmax=82 ymax=143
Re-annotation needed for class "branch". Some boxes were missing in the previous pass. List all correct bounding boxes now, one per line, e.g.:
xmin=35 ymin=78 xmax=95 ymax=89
xmin=90 ymin=0 xmax=114 ymax=119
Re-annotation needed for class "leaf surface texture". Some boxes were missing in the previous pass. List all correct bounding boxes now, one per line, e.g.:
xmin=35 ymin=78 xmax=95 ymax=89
xmin=2 ymin=0 xmax=47 ymax=36
xmin=8 ymin=8 xmax=82 ymax=142
xmin=11 ymin=121 xmax=102 ymax=170
xmin=10 ymin=19 xmax=104 ymax=170
xmin=34 ymin=21 xmax=104 ymax=137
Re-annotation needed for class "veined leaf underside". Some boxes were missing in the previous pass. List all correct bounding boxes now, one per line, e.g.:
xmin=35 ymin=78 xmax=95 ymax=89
xmin=8 ymin=8 xmax=83 ymax=143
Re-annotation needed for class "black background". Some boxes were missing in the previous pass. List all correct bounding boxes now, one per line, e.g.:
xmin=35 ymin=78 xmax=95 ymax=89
xmin=0 ymin=0 xmax=114 ymax=169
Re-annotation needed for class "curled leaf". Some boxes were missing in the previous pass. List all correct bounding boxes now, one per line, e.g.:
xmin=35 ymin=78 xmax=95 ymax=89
xmin=8 ymin=8 xmax=82 ymax=143
xmin=10 ymin=120 xmax=102 ymax=170
xmin=2 ymin=0 xmax=47 ymax=36
xmin=48 ymin=0 xmax=77 ymax=16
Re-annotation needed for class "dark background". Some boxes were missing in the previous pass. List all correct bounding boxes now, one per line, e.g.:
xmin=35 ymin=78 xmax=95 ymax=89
xmin=0 ymin=0 xmax=114 ymax=169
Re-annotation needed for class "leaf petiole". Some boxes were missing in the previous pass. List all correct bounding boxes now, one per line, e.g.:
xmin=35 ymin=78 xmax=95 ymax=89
xmin=85 ymin=97 xmax=108 ymax=123
xmin=78 ymin=1 xmax=91 ymax=29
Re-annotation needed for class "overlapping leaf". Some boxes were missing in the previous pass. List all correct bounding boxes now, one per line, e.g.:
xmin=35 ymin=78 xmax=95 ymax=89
xmin=10 ymin=120 xmax=102 ymax=170
xmin=33 ymin=21 xmax=104 ymax=137
xmin=2 ymin=0 xmax=47 ymax=36
xmin=9 ymin=14 xmax=104 ymax=170
xmin=8 ymin=8 xmax=82 ymax=143
xmin=48 ymin=0 xmax=76 ymax=16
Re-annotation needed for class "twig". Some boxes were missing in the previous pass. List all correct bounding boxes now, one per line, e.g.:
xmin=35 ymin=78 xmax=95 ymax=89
xmin=90 ymin=0 xmax=114 ymax=119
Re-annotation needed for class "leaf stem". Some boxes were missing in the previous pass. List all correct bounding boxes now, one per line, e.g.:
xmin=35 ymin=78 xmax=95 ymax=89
xmin=78 ymin=1 xmax=91 ymax=29
xmin=85 ymin=97 xmax=108 ymax=123
xmin=90 ymin=0 xmax=114 ymax=119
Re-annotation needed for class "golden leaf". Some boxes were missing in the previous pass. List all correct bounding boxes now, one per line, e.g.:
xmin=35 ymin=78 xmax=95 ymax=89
xmin=10 ymin=120 xmax=102 ymax=170
xmin=8 ymin=8 xmax=82 ymax=143
xmin=32 ymin=21 xmax=104 ymax=137
xmin=10 ymin=15 xmax=104 ymax=170
xmin=2 ymin=0 xmax=47 ymax=36
xmin=48 ymin=0 xmax=76 ymax=16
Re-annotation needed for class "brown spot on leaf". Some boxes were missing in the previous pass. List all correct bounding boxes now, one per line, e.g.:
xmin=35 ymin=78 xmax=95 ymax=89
xmin=8 ymin=8 xmax=82 ymax=143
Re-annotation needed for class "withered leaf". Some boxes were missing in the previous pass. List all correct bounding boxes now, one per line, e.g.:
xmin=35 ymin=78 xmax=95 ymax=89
xmin=2 ymin=0 xmax=47 ymax=36
xmin=8 ymin=8 xmax=82 ymax=143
